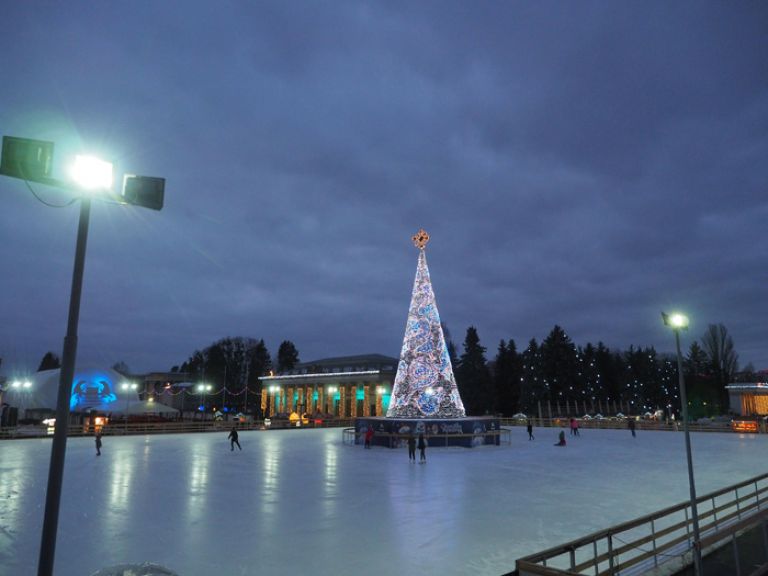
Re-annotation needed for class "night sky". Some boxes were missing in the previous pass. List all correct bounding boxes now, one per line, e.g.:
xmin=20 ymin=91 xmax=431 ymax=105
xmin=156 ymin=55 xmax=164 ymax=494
xmin=1 ymin=2 xmax=766 ymax=375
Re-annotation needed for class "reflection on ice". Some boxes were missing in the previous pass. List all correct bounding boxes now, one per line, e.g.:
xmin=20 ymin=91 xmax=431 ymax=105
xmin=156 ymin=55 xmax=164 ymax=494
xmin=4 ymin=428 xmax=768 ymax=576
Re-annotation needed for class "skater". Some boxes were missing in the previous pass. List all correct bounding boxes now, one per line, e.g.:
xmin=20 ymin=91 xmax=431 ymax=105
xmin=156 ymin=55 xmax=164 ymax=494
xmin=228 ymin=426 xmax=242 ymax=451
xmin=407 ymin=433 xmax=416 ymax=462
xmin=554 ymin=430 xmax=566 ymax=447
xmin=628 ymin=418 xmax=636 ymax=438
xmin=418 ymin=433 xmax=427 ymax=463
xmin=526 ymin=419 xmax=534 ymax=441
xmin=570 ymin=417 xmax=580 ymax=437
xmin=95 ymin=432 xmax=102 ymax=456
xmin=364 ymin=426 xmax=374 ymax=449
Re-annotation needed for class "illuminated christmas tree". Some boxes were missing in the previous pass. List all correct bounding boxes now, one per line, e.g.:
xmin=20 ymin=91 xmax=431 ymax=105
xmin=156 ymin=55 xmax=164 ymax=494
xmin=386 ymin=230 xmax=466 ymax=418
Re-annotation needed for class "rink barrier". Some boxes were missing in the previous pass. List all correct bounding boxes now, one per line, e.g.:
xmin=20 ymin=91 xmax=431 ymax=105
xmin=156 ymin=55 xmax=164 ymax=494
xmin=515 ymin=470 xmax=768 ymax=576
xmin=341 ymin=427 xmax=513 ymax=447
xmin=499 ymin=417 xmax=734 ymax=434
xmin=0 ymin=417 xmax=743 ymax=440
xmin=0 ymin=418 xmax=357 ymax=439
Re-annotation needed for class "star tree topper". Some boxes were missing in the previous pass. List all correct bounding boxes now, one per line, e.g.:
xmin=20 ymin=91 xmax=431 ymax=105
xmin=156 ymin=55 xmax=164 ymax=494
xmin=412 ymin=229 xmax=430 ymax=250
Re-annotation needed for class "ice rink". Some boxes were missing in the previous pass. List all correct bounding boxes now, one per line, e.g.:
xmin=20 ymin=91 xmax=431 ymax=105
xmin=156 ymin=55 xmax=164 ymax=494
xmin=2 ymin=425 xmax=767 ymax=576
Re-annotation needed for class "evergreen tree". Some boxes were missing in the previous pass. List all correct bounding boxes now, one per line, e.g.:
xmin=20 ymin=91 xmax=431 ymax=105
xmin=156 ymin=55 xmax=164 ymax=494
xmin=456 ymin=327 xmax=493 ymax=415
xmin=441 ymin=322 xmax=460 ymax=373
xmin=494 ymin=339 xmax=522 ymax=416
xmin=520 ymin=339 xmax=543 ymax=414
xmin=248 ymin=339 xmax=273 ymax=386
xmin=540 ymin=325 xmax=578 ymax=404
xmin=37 ymin=351 xmax=61 ymax=372
xmin=277 ymin=341 xmax=300 ymax=373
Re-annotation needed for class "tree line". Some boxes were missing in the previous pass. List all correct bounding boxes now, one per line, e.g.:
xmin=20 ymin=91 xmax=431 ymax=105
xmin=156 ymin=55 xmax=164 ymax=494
xmin=23 ymin=321 xmax=747 ymax=419
xmin=455 ymin=323 xmax=744 ymax=419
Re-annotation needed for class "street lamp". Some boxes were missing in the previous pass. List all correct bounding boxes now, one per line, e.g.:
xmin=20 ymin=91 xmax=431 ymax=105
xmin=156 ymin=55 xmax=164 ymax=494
xmin=197 ymin=384 xmax=212 ymax=417
xmin=0 ymin=135 xmax=165 ymax=576
xmin=120 ymin=382 xmax=138 ymax=414
xmin=662 ymin=311 xmax=702 ymax=575
xmin=11 ymin=380 xmax=33 ymax=417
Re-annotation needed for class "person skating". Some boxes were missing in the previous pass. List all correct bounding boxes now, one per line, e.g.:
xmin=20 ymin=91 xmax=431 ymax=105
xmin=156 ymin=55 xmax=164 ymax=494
xmin=629 ymin=418 xmax=636 ymax=438
xmin=95 ymin=432 xmax=102 ymax=456
xmin=570 ymin=417 xmax=580 ymax=437
xmin=364 ymin=426 xmax=374 ymax=449
xmin=228 ymin=426 xmax=242 ymax=451
xmin=407 ymin=433 xmax=416 ymax=462
xmin=418 ymin=433 xmax=427 ymax=463
xmin=526 ymin=419 xmax=534 ymax=441
xmin=554 ymin=430 xmax=566 ymax=446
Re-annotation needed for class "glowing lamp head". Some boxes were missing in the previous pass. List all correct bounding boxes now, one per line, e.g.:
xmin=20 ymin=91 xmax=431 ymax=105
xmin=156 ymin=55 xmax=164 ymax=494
xmin=11 ymin=381 xmax=21 ymax=388
xmin=71 ymin=155 xmax=113 ymax=191
xmin=22 ymin=381 xmax=32 ymax=389
xmin=662 ymin=311 xmax=689 ymax=330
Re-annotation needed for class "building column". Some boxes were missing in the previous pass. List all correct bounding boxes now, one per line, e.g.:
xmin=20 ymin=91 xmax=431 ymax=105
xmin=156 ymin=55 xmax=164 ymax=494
xmin=317 ymin=386 xmax=325 ymax=415
xmin=349 ymin=385 xmax=357 ymax=418
xmin=376 ymin=389 xmax=383 ymax=416
xmin=339 ymin=386 xmax=346 ymax=417
xmin=260 ymin=387 xmax=267 ymax=416
xmin=363 ymin=385 xmax=371 ymax=416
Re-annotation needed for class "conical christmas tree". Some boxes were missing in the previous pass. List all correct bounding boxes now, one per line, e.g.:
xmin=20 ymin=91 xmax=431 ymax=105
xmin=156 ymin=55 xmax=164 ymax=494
xmin=386 ymin=230 xmax=466 ymax=418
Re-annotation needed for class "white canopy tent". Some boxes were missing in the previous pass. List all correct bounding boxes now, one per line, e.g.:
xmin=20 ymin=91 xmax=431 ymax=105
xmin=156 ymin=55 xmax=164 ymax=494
xmin=3 ymin=367 xmax=178 ymax=417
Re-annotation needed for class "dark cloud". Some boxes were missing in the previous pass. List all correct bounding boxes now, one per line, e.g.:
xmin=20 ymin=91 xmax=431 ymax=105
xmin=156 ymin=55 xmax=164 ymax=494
xmin=1 ymin=1 xmax=766 ymax=375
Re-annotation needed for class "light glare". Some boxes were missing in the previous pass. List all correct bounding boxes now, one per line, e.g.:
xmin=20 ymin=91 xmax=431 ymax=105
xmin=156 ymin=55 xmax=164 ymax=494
xmin=71 ymin=155 xmax=113 ymax=190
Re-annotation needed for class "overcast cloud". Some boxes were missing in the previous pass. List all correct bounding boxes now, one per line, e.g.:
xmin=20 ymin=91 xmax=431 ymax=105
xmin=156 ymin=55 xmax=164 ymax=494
xmin=1 ymin=1 xmax=766 ymax=374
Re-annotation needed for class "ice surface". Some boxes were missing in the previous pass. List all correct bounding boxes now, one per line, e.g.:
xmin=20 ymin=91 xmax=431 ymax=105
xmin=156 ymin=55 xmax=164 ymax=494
xmin=2 ymin=427 xmax=767 ymax=576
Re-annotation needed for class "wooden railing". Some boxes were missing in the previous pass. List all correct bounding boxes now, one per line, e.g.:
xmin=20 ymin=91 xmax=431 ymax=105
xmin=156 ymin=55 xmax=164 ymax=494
xmin=516 ymin=471 xmax=768 ymax=575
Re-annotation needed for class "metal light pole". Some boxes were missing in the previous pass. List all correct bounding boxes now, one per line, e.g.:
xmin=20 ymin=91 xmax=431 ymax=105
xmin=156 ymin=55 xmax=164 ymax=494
xmin=663 ymin=311 xmax=702 ymax=575
xmin=38 ymin=196 xmax=91 ymax=576
xmin=0 ymin=136 xmax=165 ymax=576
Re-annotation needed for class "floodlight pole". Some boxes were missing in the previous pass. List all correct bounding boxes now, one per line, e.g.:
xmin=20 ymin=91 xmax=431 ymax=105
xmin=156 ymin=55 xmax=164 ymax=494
xmin=38 ymin=197 xmax=91 ymax=576
xmin=673 ymin=327 xmax=703 ymax=575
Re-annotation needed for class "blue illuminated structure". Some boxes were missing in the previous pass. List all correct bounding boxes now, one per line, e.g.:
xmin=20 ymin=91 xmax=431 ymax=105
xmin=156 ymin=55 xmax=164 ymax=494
xmin=68 ymin=370 xmax=118 ymax=410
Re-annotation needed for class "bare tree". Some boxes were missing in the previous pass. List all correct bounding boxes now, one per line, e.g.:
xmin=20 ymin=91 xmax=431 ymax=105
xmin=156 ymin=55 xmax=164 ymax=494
xmin=700 ymin=323 xmax=739 ymax=412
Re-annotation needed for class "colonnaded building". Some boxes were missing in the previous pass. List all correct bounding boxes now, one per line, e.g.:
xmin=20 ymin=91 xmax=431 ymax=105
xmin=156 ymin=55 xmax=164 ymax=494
xmin=258 ymin=353 xmax=397 ymax=418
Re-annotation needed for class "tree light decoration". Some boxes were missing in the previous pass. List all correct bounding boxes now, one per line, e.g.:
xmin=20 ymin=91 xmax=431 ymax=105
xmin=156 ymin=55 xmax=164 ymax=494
xmin=387 ymin=231 xmax=466 ymax=418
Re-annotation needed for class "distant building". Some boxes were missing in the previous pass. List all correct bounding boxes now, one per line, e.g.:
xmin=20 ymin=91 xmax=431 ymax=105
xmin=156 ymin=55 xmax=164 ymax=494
xmin=259 ymin=354 xmax=397 ymax=418
xmin=137 ymin=371 xmax=195 ymax=412
xmin=726 ymin=382 xmax=768 ymax=416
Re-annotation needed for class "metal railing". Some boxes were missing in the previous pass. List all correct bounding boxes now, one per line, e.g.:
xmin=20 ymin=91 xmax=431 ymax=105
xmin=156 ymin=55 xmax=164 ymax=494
xmin=516 ymin=471 xmax=768 ymax=576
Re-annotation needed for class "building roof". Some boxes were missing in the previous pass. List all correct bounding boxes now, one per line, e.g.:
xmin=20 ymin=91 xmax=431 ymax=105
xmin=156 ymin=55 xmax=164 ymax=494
xmin=293 ymin=353 xmax=397 ymax=369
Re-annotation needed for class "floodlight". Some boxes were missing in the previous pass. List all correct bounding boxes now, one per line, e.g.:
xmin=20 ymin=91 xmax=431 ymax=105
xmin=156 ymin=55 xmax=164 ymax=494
xmin=71 ymin=155 xmax=113 ymax=190
xmin=11 ymin=381 xmax=20 ymax=388
xmin=23 ymin=381 xmax=32 ymax=389
xmin=661 ymin=311 xmax=689 ymax=330
xmin=0 ymin=136 xmax=54 ymax=182
xmin=122 ymin=174 xmax=165 ymax=210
